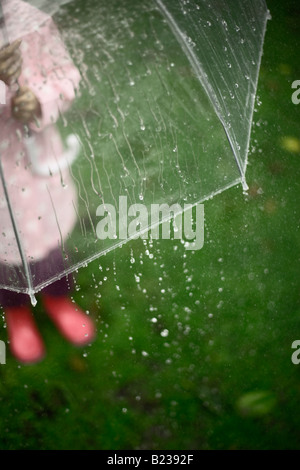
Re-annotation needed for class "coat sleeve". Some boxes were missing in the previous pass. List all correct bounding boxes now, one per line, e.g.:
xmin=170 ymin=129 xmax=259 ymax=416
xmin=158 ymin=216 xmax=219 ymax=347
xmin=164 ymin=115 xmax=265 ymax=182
xmin=18 ymin=18 xmax=81 ymax=132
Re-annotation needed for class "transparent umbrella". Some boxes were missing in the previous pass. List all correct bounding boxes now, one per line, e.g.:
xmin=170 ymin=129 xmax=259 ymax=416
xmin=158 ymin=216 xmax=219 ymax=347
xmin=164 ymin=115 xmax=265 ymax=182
xmin=0 ymin=0 xmax=270 ymax=305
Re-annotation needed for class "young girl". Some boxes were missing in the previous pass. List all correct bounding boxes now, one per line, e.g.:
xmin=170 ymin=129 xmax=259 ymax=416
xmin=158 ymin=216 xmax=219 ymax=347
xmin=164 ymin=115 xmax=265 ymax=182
xmin=0 ymin=0 xmax=95 ymax=363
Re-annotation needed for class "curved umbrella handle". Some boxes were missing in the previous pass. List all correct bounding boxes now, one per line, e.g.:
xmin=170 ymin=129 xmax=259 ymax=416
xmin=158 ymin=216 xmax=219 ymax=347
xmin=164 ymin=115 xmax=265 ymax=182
xmin=25 ymin=133 xmax=81 ymax=176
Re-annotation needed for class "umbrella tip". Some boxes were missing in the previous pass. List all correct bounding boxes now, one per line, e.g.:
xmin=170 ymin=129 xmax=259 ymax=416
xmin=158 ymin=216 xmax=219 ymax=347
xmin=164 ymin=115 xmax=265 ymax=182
xmin=241 ymin=177 xmax=248 ymax=193
xmin=29 ymin=292 xmax=37 ymax=307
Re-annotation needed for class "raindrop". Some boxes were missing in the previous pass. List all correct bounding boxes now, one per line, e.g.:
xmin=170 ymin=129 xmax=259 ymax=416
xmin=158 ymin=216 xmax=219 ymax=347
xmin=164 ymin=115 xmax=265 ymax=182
xmin=160 ymin=329 xmax=169 ymax=337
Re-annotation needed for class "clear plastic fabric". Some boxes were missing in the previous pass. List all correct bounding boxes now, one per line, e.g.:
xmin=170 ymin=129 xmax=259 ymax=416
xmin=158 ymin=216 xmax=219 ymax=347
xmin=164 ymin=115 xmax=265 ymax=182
xmin=0 ymin=0 xmax=270 ymax=302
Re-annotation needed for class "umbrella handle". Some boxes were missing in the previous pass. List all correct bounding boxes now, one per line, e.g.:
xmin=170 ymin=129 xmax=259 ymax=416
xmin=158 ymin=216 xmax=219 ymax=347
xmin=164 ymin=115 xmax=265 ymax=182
xmin=25 ymin=133 xmax=81 ymax=176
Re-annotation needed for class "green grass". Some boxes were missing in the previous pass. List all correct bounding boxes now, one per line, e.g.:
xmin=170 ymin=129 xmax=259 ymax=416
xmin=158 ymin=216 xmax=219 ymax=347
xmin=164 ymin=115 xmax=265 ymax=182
xmin=0 ymin=0 xmax=300 ymax=450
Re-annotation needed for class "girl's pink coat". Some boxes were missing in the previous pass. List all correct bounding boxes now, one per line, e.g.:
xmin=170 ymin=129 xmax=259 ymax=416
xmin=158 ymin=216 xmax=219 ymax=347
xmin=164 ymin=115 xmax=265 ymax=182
xmin=0 ymin=0 xmax=81 ymax=265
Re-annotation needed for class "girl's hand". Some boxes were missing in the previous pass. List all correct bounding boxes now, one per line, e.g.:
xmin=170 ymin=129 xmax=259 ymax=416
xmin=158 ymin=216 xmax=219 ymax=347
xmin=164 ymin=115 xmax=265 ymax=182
xmin=0 ymin=39 xmax=22 ymax=85
xmin=11 ymin=86 xmax=41 ymax=124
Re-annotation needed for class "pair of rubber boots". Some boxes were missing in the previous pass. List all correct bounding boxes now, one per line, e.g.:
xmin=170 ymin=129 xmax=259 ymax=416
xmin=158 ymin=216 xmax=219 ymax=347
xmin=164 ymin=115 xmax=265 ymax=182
xmin=4 ymin=295 xmax=95 ymax=363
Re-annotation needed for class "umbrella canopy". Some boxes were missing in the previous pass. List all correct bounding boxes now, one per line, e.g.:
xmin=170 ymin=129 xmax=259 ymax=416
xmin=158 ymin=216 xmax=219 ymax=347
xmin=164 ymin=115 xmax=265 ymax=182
xmin=0 ymin=0 xmax=270 ymax=304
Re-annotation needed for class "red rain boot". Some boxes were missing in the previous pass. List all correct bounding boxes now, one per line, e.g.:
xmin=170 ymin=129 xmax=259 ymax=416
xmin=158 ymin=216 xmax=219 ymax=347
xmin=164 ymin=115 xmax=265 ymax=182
xmin=42 ymin=296 xmax=95 ymax=346
xmin=5 ymin=306 xmax=45 ymax=364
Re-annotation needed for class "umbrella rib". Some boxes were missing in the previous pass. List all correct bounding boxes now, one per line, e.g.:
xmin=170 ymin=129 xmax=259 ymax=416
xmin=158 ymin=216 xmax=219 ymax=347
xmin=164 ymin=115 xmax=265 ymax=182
xmin=0 ymin=1 xmax=37 ymax=304
xmin=155 ymin=0 xmax=250 ymax=190
xmin=0 ymin=159 xmax=36 ymax=304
